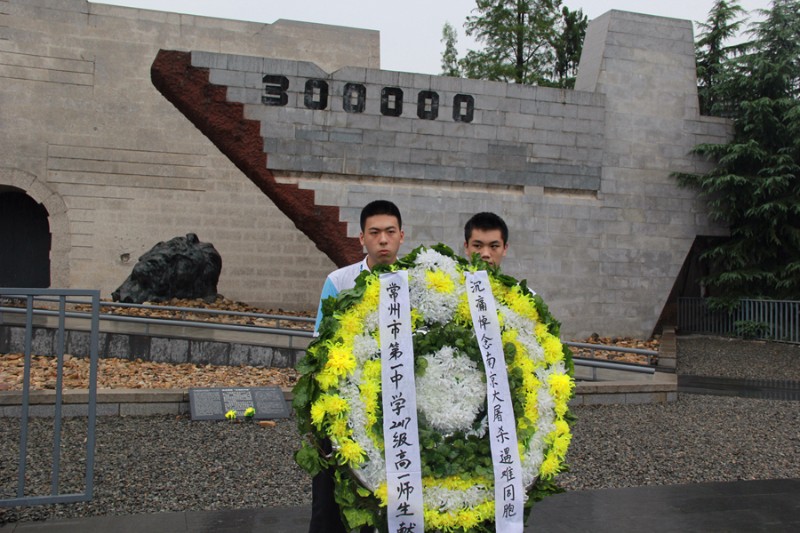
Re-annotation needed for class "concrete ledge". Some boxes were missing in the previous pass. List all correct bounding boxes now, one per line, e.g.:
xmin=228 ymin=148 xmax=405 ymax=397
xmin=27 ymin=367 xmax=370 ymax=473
xmin=0 ymin=375 xmax=678 ymax=417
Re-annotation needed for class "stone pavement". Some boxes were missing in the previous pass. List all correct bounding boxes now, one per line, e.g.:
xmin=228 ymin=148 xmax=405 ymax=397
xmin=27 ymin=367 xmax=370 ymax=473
xmin=2 ymin=478 xmax=798 ymax=532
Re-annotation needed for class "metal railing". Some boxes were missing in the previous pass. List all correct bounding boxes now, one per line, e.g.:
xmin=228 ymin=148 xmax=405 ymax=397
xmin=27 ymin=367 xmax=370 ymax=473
xmin=0 ymin=297 xmax=659 ymax=383
xmin=0 ymin=298 xmax=315 ymax=350
xmin=678 ymin=297 xmax=800 ymax=343
xmin=564 ymin=341 xmax=657 ymax=379
xmin=0 ymin=288 xmax=99 ymax=507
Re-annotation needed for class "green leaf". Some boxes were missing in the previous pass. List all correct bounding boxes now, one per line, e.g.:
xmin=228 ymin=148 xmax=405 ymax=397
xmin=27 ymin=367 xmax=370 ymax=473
xmin=294 ymin=442 xmax=324 ymax=476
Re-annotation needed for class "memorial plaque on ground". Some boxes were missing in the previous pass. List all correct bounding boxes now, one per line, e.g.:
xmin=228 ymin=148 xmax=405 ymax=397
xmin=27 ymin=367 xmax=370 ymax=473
xmin=189 ymin=387 xmax=290 ymax=421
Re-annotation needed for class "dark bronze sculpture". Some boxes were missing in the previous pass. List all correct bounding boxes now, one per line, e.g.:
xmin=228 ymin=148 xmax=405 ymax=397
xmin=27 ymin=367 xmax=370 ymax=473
xmin=112 ymin=233 xmax=221 ymax=303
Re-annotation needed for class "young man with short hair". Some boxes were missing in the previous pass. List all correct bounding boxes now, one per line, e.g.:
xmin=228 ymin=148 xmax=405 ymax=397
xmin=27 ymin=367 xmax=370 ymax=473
xmin=463 ymin=211 xmax=509 ymax=267
xmin=310 ymin=199 xmax=404 ymax=533
xmin=313 ymin=200 xmax=404 ymax=332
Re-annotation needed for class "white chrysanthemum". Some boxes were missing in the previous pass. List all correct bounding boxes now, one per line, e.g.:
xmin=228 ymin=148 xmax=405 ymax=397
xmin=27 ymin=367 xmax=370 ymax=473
xmin=499 ymin=304 xmax=535 ymax=332
xmin=407 ymin=267 xmax=461 ymax=325
xmin=414 ymin=248 xmax=460 ymax=274
xmin=363 ymin=311 xmax=379 ymax=331
xmin=423 ymin=483 xmax=492 ymax=511
xmin=415 ymin=346 xmax=485 ymax=434
xmin=352 ymin=332 xmax=379 ymax=363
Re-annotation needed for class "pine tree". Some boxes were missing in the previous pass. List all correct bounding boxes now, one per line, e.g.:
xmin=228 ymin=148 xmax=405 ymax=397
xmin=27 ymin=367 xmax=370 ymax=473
xmin=440 ymin=22 xmax=462 ymax=77
xmin=550 ymin=6 xmax=588 ymax=88
xmin=695 ymin=1 xmax=747 ymax=115
xmin=677 ymin=0 xmax=800 ymax=302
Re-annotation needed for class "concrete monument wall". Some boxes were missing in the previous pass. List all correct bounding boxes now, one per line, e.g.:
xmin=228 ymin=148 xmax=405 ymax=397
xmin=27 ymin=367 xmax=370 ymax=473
xmin=151 ymin=10 xmax=730 ymax=338
xmin=3 ymin=2 xmax=730 ymax=338
xmin=0 ymin=0 xmax=377 ymax=307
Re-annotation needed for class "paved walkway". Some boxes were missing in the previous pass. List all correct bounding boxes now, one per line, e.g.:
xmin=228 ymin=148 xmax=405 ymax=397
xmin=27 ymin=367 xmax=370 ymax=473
xmin=2 ymin=478 xmax=798 ymax=532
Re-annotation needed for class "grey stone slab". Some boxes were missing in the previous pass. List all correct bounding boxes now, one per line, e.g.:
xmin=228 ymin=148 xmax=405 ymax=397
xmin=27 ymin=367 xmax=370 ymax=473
xmin=270 ymin=348 xmax=298 ymax=368
xmin=328 ymin=129 xmax=363 ymax=144
xmin=189 ymin=386 xmax=288 ymax=420
xmin=191 ymin=51 xmax=227 ymax=69
xmin=150 ymin=338 xmax=189 ymax=364
xmin=208 ymin=68 xmax=245 ymax=88
xmin=30 ymin=328 xmax=55 ymax=357
xmin=360 ymin=159 xmax=395 ymax=176
xmin=190 ymin=341 xmax=230 ymax=365
xmin=226 ymin=54 xmax=265 ymax=73
xmin=332 ymin=66 xmax=367 ymax=83
xmin=262 ymin=58 xmax=299 ymax=77
xmin=120 ymin=402 xmax=185 ymax=416
xmin=229 ymin=344 xmax=275 ymax=367
xmin=295 ymin=155 xmax=325 ymax=173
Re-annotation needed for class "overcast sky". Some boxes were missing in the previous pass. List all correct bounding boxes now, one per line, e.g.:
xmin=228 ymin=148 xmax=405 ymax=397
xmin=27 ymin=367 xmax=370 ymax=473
xmin=95 ymin=0 xmax=771 ymax=75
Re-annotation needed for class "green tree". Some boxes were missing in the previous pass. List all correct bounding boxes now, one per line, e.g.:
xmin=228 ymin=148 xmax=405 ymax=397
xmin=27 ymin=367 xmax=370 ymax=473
xmin=440 ymin=22 xmax=462 ymax=77
xmin=551 ymin=6 xmax=588 ymax=88
xmin=676 ymin=0 xmax=800 ymax=302
xmin=461 ymin=0 xmax=564 ymax=85
xmin=695 ymin=0 xmax=747 ymax=115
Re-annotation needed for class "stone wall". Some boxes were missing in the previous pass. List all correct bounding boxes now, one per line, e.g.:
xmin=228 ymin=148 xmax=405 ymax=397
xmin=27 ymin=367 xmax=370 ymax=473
xmin=151 ymin=10 xmax=730 ymax=338
xmin=0 ymin=0 xmax=378 ymax=309
xmin=2 ymin=2 xmax=730 ymax=338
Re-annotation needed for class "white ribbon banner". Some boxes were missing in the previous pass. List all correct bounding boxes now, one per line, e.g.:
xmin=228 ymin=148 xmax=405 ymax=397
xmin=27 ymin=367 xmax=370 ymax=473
xmin=465 ymin=271 xmax=524 ymax=532
xmin=379 ymin=271 xmax=424 ymax=533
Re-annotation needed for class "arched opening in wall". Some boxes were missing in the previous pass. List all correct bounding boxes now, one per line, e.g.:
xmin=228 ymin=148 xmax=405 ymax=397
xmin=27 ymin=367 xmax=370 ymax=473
xmin=0 ymin=187 xmax=51 ymax=288
xmin=653 ymin=235 xmax=727 ymax=336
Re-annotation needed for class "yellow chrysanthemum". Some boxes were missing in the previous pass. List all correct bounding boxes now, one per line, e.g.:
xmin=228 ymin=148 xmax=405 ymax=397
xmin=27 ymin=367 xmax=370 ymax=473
xmin=329 ymin=417 xmax=350 ymax=439
xmin=552 ymin=433 xmax=571 ymax=459
xmin=424 ymin=475 xmax=491 ymax=491
xmin=555 ymin=399 xmax=569 ymax=418
xmin=454 ymin=507 xmax=482 ymax=529
xmin=542 ymin=334 xmax=564 ymax=365
xmin=410 ymin=308 xmax=423 ymax=329
xmin=315 ymin=369 xmax=339 ymax=391
xmin=554 ymin=418 xmax=570 ymax=436
xmin=513 ymin=352 xmax=535 ymax=375
xmin=310 ymin=402 xmax=326 ymax=428
xmin=539 ymin=450 xmax=561 ymax=478
xmin=548 ymin=373 xmax=574 ymax=401
xmin=362 ymin=359 xmax=382 ymax=381
xmin=455 ymin=294 xmax=472 ymax=323
xmin=425 ymin=269 xmax=455 ymax=293
xmin=321 ymin=394 xmax=349 ymax=416
xmin=336 ymin=438 xmax=366 ymax=465
xmin=361 ymin=279 xmax=380 ymax=309
xmin=325 ymin=342 xmax=357 ymax=376
xmin=534 ymin=321 xmax=550 ymax=340
xmin=375 ymin=482 xmax=388 ymax=506
xmin=337 ymin=310 xmax=363 ymax=339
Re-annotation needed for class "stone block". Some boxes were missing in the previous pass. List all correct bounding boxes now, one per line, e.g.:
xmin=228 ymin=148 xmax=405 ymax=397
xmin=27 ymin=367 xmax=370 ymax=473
xmin=150 ymin=337 xmax=189 ymax=364
xmin=209 ymin=68 xmax=245 ymax=88
xmin=270 ymin=348 xmax=299 ymax=368
xmin=333 ymin=66 xmax=367 ymax=83
xmin=365 ymin=68 xmax=399 ymax=86
xmin=225 ymin=55 xmax=263 ymax=74
xmin=329 ymin=129 xmax=363 ymax=144
xmin=120 ymin=402 xmax=185 ymax=416
xmin=191 ymin=341 xmax=230 ymax=365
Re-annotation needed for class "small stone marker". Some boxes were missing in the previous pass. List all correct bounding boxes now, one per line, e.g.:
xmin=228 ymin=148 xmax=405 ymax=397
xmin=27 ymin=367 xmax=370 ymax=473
xmin=188 ymin=386 xmax=290 ymax=421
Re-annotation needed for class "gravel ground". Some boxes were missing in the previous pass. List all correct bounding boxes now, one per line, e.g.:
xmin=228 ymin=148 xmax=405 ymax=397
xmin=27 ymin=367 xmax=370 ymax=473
xmin=2 ymin=335 xmax=800 ymax=525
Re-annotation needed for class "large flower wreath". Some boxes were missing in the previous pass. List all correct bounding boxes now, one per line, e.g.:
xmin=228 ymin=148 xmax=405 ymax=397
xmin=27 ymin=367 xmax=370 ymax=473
xmin=294 ymin=245 xmax=575 ymax=532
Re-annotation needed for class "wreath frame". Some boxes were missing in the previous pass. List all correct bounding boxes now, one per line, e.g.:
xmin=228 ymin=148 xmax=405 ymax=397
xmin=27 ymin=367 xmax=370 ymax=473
xmin=294 ymin=244 xmax=575 ymax=532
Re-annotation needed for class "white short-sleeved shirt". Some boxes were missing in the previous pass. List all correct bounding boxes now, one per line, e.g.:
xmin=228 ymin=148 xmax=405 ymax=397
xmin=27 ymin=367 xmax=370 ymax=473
xmin=313 ymin=257 xmax=369 ymax=333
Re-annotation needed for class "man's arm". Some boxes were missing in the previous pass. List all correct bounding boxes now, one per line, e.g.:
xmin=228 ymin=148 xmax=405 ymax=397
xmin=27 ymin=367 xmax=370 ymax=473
xmin=313 ymin=276 xmax=339 ymax=334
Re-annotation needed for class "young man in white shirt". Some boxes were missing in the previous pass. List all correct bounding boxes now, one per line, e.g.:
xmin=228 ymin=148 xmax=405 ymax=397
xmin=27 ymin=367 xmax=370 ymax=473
xmin=310 ymin=199 xmax=404 ymax=533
